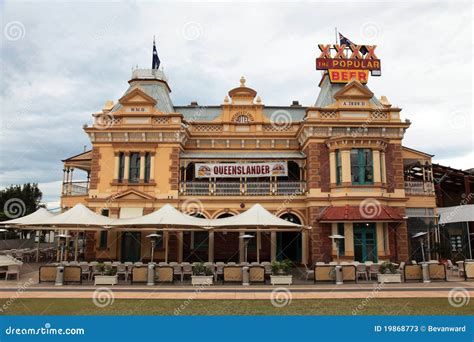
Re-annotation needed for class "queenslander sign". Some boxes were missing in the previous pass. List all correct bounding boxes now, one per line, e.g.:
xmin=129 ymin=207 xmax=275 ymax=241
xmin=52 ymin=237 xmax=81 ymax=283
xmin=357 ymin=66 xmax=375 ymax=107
xmin=195 ymin=162 xmax=288 ymax=178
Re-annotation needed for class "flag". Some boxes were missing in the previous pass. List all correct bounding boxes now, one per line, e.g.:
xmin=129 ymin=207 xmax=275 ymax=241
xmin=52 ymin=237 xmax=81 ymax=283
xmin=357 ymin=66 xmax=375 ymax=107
xmin=339 ymin=33 xmax=368 ymax=55
xmin=152 ymin=38 xmax=160 ymax=70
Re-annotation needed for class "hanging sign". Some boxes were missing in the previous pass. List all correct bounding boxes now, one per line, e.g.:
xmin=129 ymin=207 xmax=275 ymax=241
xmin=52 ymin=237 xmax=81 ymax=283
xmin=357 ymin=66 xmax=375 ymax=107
xmin=195 ymin=162 xmax=288 ymax=178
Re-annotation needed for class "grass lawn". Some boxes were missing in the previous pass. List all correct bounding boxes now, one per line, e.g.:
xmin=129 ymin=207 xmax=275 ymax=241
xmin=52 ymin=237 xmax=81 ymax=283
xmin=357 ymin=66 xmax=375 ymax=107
xmin=1 ymin=298 xmax=473 ymax=315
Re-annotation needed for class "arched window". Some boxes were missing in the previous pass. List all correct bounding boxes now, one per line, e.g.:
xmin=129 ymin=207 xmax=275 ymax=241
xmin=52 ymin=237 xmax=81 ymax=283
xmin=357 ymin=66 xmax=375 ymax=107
xmin=235 ymin=115 xmax=250 ymax=123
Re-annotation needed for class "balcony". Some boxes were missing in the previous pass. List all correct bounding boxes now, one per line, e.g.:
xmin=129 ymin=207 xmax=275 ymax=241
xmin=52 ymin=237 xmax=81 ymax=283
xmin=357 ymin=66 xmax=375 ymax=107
xmin=62 ymin=181 xmax=89 ymax=196
xmin=180 ymin=181 xmax=306 ymax=196
xmin=404 ymin=181 xmax=434 ymax=195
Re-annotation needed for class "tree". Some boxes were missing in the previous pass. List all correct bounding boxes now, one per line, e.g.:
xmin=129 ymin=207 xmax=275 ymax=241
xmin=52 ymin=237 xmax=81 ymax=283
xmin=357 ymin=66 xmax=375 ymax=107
xmin=0 ymin=183 xmax=44 ymax=221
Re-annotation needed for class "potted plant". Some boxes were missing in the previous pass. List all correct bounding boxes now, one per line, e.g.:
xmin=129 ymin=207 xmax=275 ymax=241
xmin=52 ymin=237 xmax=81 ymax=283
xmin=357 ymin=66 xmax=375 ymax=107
xmin=377 ymin=262 xmax=401 ymax=283
xmin=94 ymin=264 xmax=118 ymax=286
xmin=270 ymin=259 xmax=293 ymax=285
xmin=191 ymin=263 xmax=213 ymax=286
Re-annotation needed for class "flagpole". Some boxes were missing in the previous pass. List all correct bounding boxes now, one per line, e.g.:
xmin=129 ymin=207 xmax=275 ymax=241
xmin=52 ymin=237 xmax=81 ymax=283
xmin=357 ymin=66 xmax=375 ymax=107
xmin=335 ymin=27 xmax=338 ymax=45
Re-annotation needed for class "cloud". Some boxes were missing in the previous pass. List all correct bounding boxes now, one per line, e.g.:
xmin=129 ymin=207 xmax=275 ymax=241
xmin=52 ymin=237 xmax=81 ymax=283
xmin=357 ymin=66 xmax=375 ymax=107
xmin=0 ymin=1 xmax=472 ymax=205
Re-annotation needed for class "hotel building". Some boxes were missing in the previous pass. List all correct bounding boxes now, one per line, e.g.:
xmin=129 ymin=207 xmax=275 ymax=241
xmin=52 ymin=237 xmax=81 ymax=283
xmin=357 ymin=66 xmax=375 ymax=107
xmin=60 ymin=49 xmax=439 ymax=264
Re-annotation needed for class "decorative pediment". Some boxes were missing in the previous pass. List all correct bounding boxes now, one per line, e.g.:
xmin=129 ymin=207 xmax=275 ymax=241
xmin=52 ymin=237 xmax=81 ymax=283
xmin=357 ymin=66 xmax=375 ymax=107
xmin=107 ymin=188 xmax=156 ymax=201
xmin=118 ymin=87 xmax=157 ymax=106
xmin=333 ymin=80 xmax=374 ymax=100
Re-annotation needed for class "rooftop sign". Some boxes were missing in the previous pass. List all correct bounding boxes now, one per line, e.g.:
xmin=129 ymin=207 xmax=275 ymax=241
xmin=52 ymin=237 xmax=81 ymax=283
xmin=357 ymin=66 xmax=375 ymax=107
xmin=316 ymin=44 xmax=381 ymax=84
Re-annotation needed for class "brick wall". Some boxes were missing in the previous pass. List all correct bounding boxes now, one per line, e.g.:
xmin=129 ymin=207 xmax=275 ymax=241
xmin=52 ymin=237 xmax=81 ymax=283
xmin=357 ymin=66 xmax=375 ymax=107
xmin=89 ymin=147 xmax=101 ymax=190
xmin=307 ymin=206 xmax=332 ymax=262
xmin=384 ymin=144 xmax=404 ymax=192
xmin=169 ymin=147 xmax=180 ymax=191
xmin=304 ymin=143 xmax=330 ymax=191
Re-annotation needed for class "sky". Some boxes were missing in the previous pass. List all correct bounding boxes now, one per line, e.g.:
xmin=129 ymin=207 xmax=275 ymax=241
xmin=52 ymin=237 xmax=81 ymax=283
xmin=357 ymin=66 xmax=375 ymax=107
xmin=0 ymin=1 xmax=472 ymax=207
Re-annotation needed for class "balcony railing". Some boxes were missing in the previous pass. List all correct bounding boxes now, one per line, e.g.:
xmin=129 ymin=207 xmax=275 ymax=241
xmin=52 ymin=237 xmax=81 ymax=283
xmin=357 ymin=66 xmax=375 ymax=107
xmin=404 ymin=181 xmax=434 ymax=195
xmin=180 ymin=181 xmax=306 ymax=196
xmin=62 ymin=181 xmax=89 ymax=196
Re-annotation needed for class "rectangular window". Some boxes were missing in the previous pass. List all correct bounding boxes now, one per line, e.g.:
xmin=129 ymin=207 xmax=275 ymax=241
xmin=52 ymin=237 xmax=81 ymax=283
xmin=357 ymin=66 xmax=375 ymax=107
xmin=144 ymin=153 xmax=151 ymax=183
xmin=335 ymin=150 xmax=342 ymax=185
xmin=351 ymin=149 xmax=373 ymax=185
xmin=99 ymin=209 xmax=109 ymax=249
xmin=118 ymin=152 xmax=125 ymax=182
xmin=129 ymin=152 xmax=140 ymax=183
xmin=337 ymin=223 xmax=345 ymax=256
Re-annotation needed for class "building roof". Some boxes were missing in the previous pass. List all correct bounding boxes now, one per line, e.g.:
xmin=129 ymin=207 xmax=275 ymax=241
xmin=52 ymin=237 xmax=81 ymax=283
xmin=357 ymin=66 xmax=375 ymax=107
xmin=111 ymin=69 xmax=174 ymax=113
xmin=318 ymin=205 xmax=404 ymax=222
xmin=314 ymin=74 xmax=382 ymax=108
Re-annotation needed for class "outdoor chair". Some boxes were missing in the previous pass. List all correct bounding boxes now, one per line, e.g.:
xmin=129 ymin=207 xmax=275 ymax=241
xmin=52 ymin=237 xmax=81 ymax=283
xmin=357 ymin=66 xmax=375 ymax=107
xmin=158 ymin=262 xmax=168 ymax=266
xmin=112 ymin=261 xmax=121 ymax=266
xmin=171 ymin=264 xmax=182 ymax=281
xmin=227 ymin=262 xmax=236 ymax=266
xmin=5 ymin=265 xmax=21 ymax=280
xmin=249 ymin=266 xmax=265 ymax=284
xmin=261 ymin=262 xmax=272 ymax=276
xmin=368 ymin=264 xmax=379 ymax=280
xmin=251 ymin=262 xmax=260 ymax=266
xmin=103 ymin=261 xmax=112 ymax=266
xmin=364 ymin=261 xmax=374 ymax=266
xmin=181 ymin=263 xmax=193 ymax=282
xmin=447 ymin=259 xmax=460 ymax=277
xmin=303 ymin=263 xmax=314 ymax=281
xmin=356 ymin=264 xmax=368 ymax=281
xmin=315 ymin=262 xmax=325 ymax=265
xmin=90 ymin=264 xmax=102 ymax=280
xmin=329 ymin=261 xmax=337 ymax=265
xmin=116 ymin=264 xmax=129 ymax=281
xmin=80 ymin=264 xmax=91 ymax=280
xmin=411 ymin=260 xmax=417 ymax=265
xmin=215 ymin=262 xmax=225 ymax=281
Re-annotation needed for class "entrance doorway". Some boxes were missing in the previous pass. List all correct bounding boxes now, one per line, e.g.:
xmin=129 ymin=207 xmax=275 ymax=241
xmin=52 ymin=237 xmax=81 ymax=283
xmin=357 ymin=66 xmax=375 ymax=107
xmin=121 ymin=232 xmax=141 ymax=262
xmin=353 ymin=223 xmax=378 ymax=262
xmin=277 ymin=213 xmax=302 ymax=263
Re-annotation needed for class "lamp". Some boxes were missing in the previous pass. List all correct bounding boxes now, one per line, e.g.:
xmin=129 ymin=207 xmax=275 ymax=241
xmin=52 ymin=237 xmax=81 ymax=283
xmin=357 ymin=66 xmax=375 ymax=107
xmin=239 ymin=234 xmax=254 ymax=264
xmin=146 ymin=233 xmax=162 ymax=263
xmin=412 ymin=231 xmax=428 ymax=262
xmin=329 ymin=234 xmax=345 ymax=265
xmin=55 ymin=234 xmax=71 ymax=262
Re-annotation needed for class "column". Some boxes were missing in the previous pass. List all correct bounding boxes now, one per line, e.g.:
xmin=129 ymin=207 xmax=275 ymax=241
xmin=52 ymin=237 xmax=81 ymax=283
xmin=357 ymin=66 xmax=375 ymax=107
xmin=380 ymin=152 xmax=387 ymax=183
xmin=113 ymin=154 xmax=120 ymax=180
xmin=373 ymin=150 xmax=382 ymax=183
xmin=177 ymin=232 xmax=183 ymax=263
xmin=376 ymin=222 xmax=385 ymax=258
xmin=331 ymin=223 xmax=338 ymax=255
xmin=164 ymin=231 xmax=169 ymax=263
xmin=301 ymin=231 xmax=308 ymax=265
xmin=329 ymin=151 xmax=336 ymax=184
xmin=270 ymin=232 xmax=277 ymax=262
xmin=124 ymin=153 xmax=130 ymax=181
xmin=208 ymin=231 xmax=214 ymax=262
xmin=344 ymin=223 xmax=354 ymax=258
xmin=239 ymin=232 xmax=245 ymax=263
xmin=256 ymin=231 xmax=261 ymax=263
xmin=341 ymin=150 xmax=352 ymax=184
xmin=139 ymin=153 xmax=145 ymax=181
xmin=150 ymin=154 xmax=155 ymax=180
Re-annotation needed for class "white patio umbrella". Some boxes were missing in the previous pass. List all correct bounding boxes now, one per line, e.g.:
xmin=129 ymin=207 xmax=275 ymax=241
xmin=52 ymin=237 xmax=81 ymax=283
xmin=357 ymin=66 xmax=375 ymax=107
xmin=209 ymin=204 xmax=307 ymax=230
xmin=1 ymin=208 xmax=57 ymax=262
xmin=110 ymin=204 xmax=211 ymax=229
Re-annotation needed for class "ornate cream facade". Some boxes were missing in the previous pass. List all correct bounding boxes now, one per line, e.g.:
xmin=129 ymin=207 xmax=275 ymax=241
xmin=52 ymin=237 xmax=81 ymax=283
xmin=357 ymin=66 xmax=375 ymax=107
xmin=60 ymin=64 xmax=437 ymax=264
